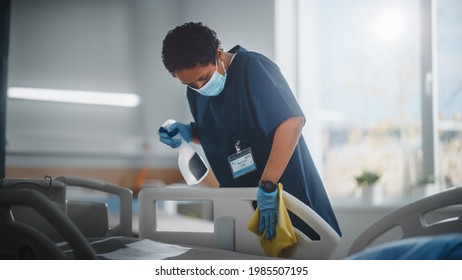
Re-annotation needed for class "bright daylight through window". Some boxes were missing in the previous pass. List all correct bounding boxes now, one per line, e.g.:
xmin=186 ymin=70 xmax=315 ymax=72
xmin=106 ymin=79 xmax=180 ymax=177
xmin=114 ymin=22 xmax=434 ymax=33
xmin=436 ymin=0 xmax=462 ymax=190
xmin=309 ymin=0 xmax=461 ymax=201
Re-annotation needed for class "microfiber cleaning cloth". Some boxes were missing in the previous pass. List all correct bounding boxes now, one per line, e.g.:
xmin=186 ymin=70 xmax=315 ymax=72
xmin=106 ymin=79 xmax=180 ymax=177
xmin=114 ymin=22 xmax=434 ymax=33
xmin=247 ymin=183 xmax=297 ymax=257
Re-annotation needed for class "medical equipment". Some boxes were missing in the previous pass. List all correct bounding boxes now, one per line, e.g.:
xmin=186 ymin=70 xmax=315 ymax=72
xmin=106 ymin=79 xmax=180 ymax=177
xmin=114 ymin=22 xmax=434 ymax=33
xmin=162 ymin=119 xmax=209 ymax=185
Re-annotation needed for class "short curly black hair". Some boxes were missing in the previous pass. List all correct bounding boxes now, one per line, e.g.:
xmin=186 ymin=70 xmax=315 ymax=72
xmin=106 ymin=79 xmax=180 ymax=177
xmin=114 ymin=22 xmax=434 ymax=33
xmin=162 ymin=22 xmax=221 ymax=74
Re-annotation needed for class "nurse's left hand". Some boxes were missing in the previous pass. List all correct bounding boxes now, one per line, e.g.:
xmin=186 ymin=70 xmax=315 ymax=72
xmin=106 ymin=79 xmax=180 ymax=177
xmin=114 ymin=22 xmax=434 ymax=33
xmin=257 ymin=185 xmax=279 ymax=240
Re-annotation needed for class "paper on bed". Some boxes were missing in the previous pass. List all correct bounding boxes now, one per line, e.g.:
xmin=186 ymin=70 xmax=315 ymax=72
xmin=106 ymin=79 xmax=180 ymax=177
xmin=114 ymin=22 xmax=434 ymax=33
xmin=247 ymin=183 xmax=297 ymax=257
xmin=97 ymin=239 xmax=191 ymax=260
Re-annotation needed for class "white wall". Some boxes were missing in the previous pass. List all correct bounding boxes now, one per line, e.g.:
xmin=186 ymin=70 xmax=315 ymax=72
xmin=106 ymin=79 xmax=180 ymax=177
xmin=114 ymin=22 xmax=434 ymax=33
xmin=6 ymin=0 xmax=275 ymax=168
xmin=180 ymin=0 xmax=274 ymax=57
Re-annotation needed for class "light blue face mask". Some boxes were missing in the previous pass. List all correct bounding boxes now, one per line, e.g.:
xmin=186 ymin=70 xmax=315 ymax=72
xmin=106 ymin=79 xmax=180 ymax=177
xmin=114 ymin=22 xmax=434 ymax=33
xmin=190 ymin=60 xmax=227 ymax=97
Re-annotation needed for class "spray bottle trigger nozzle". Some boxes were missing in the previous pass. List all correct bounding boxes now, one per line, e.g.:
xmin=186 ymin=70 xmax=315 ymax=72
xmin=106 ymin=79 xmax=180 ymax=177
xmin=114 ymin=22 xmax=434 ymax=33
xmin=167 ymin=128 xmax=179 ymax=137
xmin=159 ymin=126 xmax=178 ymax=137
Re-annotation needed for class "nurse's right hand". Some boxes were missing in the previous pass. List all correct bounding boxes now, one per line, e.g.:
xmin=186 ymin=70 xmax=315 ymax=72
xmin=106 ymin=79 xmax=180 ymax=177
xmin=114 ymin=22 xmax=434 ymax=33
xmin=257 ymin=186 xmax=279 ymax=240
xmin=158 ymin=121 xmax=192 ymax=148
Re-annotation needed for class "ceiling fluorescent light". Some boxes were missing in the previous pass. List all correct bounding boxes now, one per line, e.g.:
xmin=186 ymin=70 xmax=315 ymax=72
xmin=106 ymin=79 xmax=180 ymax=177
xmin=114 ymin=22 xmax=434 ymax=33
xmin=8 ymin=87 xmax=140 ymax=108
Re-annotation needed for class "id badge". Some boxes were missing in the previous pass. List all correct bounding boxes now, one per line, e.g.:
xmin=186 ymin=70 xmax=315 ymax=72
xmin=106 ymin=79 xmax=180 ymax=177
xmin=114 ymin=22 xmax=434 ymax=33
xmin=228 ymin=141 xmax=257 ymax=178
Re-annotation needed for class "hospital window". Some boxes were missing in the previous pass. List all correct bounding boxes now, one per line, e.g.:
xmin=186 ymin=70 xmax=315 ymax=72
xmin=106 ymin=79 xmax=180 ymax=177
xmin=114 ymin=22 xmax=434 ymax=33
xmin=294 ymin=0 xmax=462 ymax=200
xmin=435 ymin=0 xmax=462 ymax=191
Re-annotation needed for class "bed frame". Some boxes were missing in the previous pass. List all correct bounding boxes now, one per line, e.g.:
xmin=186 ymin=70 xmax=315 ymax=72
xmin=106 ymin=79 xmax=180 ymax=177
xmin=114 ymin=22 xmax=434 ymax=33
xmin=138 ymin=185 xmax=341 ymax=259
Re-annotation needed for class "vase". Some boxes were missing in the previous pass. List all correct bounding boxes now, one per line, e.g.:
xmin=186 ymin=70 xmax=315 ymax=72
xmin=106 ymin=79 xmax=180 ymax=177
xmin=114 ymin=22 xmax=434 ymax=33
xmin=361 ymin=184 xmax=383 ymax=205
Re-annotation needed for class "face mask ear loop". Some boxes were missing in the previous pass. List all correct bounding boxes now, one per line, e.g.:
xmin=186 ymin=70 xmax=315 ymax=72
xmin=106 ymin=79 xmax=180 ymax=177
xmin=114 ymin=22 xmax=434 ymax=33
xmin=221 ymin=60 xmax=226 ymax=75
xmin=216 ymin=57 xmax=226 ymax=76
xmin=216 ymin=47 xmax=226 ymax=75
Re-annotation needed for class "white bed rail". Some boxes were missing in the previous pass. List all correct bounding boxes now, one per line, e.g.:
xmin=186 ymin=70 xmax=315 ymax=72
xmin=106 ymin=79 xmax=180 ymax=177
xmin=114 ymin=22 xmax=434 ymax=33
xmin=56 ymin=176 xmax=133 ymax=237
xmin=138 ymin=186 xmax=340 ymax=259
xmin=348 ymin=187 xmax=462 ymax=256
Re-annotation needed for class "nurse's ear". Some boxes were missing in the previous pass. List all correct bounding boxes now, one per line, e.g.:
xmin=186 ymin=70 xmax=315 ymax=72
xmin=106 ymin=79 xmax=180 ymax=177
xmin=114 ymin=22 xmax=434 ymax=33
xmin=216 ymin=47 xmax=225 ymax=62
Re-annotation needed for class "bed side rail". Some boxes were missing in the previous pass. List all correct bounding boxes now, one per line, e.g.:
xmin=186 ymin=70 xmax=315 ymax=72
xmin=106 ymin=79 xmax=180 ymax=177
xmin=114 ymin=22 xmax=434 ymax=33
xmin=138 ymin=186 xmax=340 ymax=259
xmin=348 ymin=187 xmax=462 ymax=256
xmin=56 ymin=176 xmax=133 ymax=237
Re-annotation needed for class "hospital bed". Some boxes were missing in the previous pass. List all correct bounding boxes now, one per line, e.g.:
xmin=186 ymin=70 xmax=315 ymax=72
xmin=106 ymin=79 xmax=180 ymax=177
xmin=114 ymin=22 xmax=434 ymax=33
xmin=1 ymin=176 xmax=461 ymax=259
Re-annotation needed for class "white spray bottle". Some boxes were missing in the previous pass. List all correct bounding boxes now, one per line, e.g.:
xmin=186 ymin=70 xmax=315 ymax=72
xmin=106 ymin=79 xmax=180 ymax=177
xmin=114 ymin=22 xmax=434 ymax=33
xmin=162 ymin=119 xmax=209 ymax=185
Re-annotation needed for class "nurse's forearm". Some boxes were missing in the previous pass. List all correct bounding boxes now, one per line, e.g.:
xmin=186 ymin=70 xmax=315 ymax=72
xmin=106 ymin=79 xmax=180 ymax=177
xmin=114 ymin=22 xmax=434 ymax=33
xmin=260 ymin=116 xmax=305 ymax=184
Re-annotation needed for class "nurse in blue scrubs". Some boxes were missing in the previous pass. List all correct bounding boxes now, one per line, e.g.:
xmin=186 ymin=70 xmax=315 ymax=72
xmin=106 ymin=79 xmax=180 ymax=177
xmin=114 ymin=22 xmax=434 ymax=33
xmin=159 ymin=22 xmax=341 ymax=240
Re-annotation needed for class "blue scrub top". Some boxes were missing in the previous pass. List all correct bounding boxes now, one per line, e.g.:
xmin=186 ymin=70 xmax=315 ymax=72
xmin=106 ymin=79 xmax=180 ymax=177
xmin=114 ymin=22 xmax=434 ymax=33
xmin=187 ymin=46 xmax=341 ymax=237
